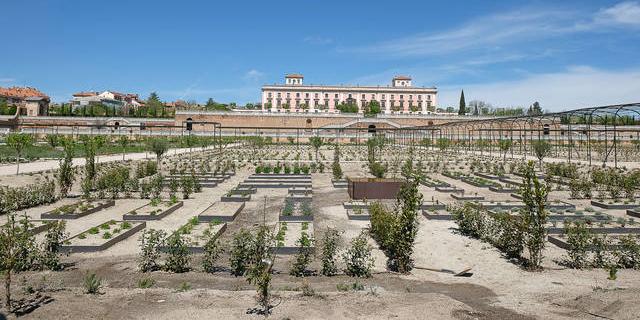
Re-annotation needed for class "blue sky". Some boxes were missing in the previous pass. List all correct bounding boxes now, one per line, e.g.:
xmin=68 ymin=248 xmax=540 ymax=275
xmin=1 ymin=0 xmax=640 ymax=111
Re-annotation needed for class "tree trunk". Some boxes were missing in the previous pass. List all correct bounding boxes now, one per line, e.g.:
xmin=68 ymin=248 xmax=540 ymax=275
xmin=15 ymin=152 xmax=20 ymax=175
xmin=5 ymin=270 xmax=11 ymax=309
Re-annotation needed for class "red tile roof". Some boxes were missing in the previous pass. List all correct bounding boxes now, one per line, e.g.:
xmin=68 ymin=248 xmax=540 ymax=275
xmin=285 ymin=74 xmax=304 ymax=78
xmin=72 ymin=91 xmax=98 ymax=97
xmin=393 ymin=75 xmax=412 ymax=80
xmin=0 ymin=86 xmax=49 ymax=99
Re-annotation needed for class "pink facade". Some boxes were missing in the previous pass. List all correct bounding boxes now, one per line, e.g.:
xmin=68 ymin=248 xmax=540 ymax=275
xmin=261 ymin=75 xmax=437 ymax=114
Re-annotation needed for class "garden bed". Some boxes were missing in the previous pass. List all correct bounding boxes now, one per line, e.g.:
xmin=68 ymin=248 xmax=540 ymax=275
xmin=61 ymin=220 xmax=145 ymax=253
xmin=41 ymin=200 xmax=115 ymax=220
xmin=421 ymin=201 xmax=446 ymax=211
xmin=227 ymin=186 xmax=257 ymax=195
xmin=591 ymin=200 xmax=640 ymax=210
xmin=332 ymin=179 xmax=348 ymax=188
xmin=123 ymin=200 xmax=183 ymax=221
xmin=421 ymin=176 xmax=449 ymax=188
xmin=280 ymin=200 xmax=313 ymax=222
xmin=450 ymin=193 xmax=484 ymax=201
xmin=346 ymin=208 xmax=370 ymax=220
xmin=288 ymin=186 xmax=313 ymax=195
xmin=239 ymin=181 xmax=312 ymax=189
xmin=422 ymin=210 xmax=453 ymax=220
xmin=273 ymin=221 xmax=315 ymax=254
xmin=435 ymin=186 xmax=464 ymax=193
xmin=221 ymin=193 xmax=251 ymax=202
xmin=162 ymin=220 xmax=227 ymax=253
xmin=198 ymin=201 xmax=245 ymax=222
xmin=285 ymin=193 xmax=313 ymax=203
xmin=343 ymin=200 xmax=369 ymax=210
xmin=489 ymin=185 xmax=518 ymax=193
xmin=27 ymin=220 xmax=54 ymax=235
xmin=548 ymin=234 xmax=627 ymax=251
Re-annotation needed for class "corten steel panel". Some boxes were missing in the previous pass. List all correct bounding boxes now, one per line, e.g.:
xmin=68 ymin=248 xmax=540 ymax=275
xmin=347 ymin=178 xmax=404 ymax=200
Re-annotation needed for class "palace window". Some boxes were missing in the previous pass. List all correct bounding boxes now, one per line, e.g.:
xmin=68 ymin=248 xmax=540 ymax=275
xmin=286 ymin=93 xmax=290 ymax=98
xmin=296 ymin=92 xmax=300 ymax=98
xmin=268 ymin=92 xmax=272 ymax=98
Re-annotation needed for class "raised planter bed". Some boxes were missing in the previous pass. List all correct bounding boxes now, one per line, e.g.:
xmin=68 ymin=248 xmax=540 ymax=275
xmin=61 ymin=220 xmax=145 ymax=253
xmin=489 ymin=185 xmax=518 ymax=193
xmin=499 ymin=177 xmax=523 ymax=187
xmin=239 ymin=182 xmax=312 ymax=189
xmin=285 ymin=193 xmax=313 ymax=203
xmin=198 ymin=201 xmax=245 ymax=222
xmin=627 ymin=209 xmax=640 ymax=219
xmin=422 ymin=210 xmax=453 ymax=220
xmin=41 ymin=200 xmax=115 ymax=220
xmin=435 ymin=186 xmax=464 ymax=193
xmin=479 ymin=200 xmax=574 ymax=210
xmin=228 ymin=186 xmax=257 ymax=195
xmin=474 ymin=172 xmax=503 ymax=180
xmin=123 ymin=200 xmax=183 ymax=221
xmin=273 ymin=221 xmax=315 ymax=254
xmin=451 ymin=193 xmax=484 ymax=201
xmin=591 ymin=200 xmax=640 ymax=210
xmin=347 ymin=177 xmax=404 ymax=200
xmin=343 ymin=201 xmax=369 ymax=210
xmin=161 ymin=220 xmax=227 ymax=253
xmin=332 ymin=179 xmax=348 ymax=188
xmin=421 ymin=176 xmax=449 ymax=188
xmin=346 ymin=208 xmax=370 ymax=220
xmin=548 ymin=234 xmax=626 ymax=251
xmin=26 ymin=220 xmax=54 ymax=235
xmin=280 ymin=200 xmax=313 ymax=221
xmin=288 ymin=186 xmax=313 ymax=195
xmin=421 ymin=201 xmax=446 ymax=210
xmin=221 ymin=193 xmax=251 ymax=202
xmin=251 ymin=174 xmax=311 ymax=180
xmin=461 ymin=176 xmax=501 ymax=189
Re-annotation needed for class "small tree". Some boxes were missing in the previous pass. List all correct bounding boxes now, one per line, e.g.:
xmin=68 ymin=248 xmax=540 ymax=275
xmin=498 ymin=139 xmax=512 ymax=163
xmin=531 ymin=140 xmax=551 ymax=169
xmin=147 ymin=138 xmax=168 ymax=167
xmin=309 ymin=137 xmax=323 ymax=161
xmin=164 ymin=232 xmax=191 ymax=273
xmin=564 ymin=220 xmax=591 ymax=269
xmin=290 ymin=231 xmax=313 ymax=277
xmin=80 ymin=135 xmax=97 ymax=196
xmin=246 ymin=226 xmax=275 ymax=314
xmin=138 ymin=229 xmax=166 ymax=272
xmin=229 ymin=229 xmax=254 ymax=276
xmin=0 ymin=214 xmax=28 ymax=309
xmin=118 ymin=135 xmax=129 ymax=161
xmin=458 ymin=90 xmax=466 ymax=115
xmin=320 ymin=228 xmax=342 ymax=276
xmin=202 ymin=234 xmax=223 ymax=273
xmin=332 ymin=144 xmax=343 ymax=180
xmin=519 ymin=161 xmax=549 ymax=270
xmin=342 ymin=230 xmax=374 ymax=278
xmin=57 ymin=137 xmax=75 ymax=198
xmin=40 ymin=220 xmax=67 ymax=271
xmin=388 ymin=175 xmax=423 ymax=273
xmin=6 ymin=133 xmax=33 ymax=175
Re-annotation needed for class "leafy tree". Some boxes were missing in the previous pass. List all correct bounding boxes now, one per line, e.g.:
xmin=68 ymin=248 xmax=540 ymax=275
xmin=364 ymin=100 xmax=381 ymax=115
xmin=164 ymin=232 xmax=191 ymax=273
xmin=498 ymin=139 xmax=513 ymax=162
xmin=40 ymin=220 xmax=67 ymax=271
xmin=290 ymin=231 xmax=313 ymax=276
xmin=118 ymin=135 xmax=129 ymax=161
xmin=147 ymin=138 xmax=168 ymax=167
xmin=458 ymin=90 xmax=466 ymax=115
xmin=6 ymin=133 xmax=33 ymax=175
xmin=229 ymin=229 xmax=254 ymax=276
xmin=0 ymin=214 xmax=31 ymax=309
xmin=147 ymin=92 xmax=164 ymax=118
xmin=527 ymin=101 xmax=543 ymax=116
xmin=531 ymin=139 xmax=551 ymax=169
xmin=519 ymin=161 xmax=549 ymax=270
xmin=202 ymin=233 xmax=223 ymax=273
xmin=332 ymin=144 xmax=343 ymax=180
xmin=309 ymin=136 xmax=323 ymax=160
xmin=245 ymin=226 xmax=275 ymax=313
xmin=138 ymin=229 xmax=166 ymax=272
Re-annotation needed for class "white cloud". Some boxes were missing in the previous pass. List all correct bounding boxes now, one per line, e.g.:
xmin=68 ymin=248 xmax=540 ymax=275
xmin=0 ymin=78 xmax=15 ymax=83
xmin=595 ymin=1 xmax=640 ymax=26
xmin=438 ymin=66 xmax=640 ymax=111
xmin=344 ymin=9 xmax=582 ymax=57
xmin=243 ymin=69 xmax=264 ymax=81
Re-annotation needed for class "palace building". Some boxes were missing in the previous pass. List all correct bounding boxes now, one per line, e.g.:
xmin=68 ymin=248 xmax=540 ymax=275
xmin=261 ymin=74 xmax=438 ymax=114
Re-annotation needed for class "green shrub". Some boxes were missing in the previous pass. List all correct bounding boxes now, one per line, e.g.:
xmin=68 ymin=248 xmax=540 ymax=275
xmin=342 ymin=231 xmax=374 ymax=278
xmin=83 ymin=272 xmax=102 ymax=294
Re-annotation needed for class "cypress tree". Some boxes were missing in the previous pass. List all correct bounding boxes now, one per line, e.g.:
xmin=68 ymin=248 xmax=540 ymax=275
xmin=458 ymin=90 xmax=466 ymax=115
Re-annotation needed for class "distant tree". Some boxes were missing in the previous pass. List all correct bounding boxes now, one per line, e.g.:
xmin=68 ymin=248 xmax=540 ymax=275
xmin=147 ymin=92 xmax=163 ymax=117
xmin=147 ymin=138 xmax=168 ymax=167
xmin=527 ymin=101 xmax=543 ymax=116
xmin=458 ymin=90 xmax=466 ymax=115
xmin=531 ymin=139 xmax=551 ymax=169
xmin=364 ymin=100 xmax=381 ymax=115
xmin=309 ymin=137 xmax=323 ymax=160
xmin=498 ymin=139 xmax=513 ymax=162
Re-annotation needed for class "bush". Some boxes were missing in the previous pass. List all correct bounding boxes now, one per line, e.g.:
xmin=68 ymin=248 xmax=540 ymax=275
xmin=290 ymin=231 xmax=313 ymax=277
xmin=342 ymin=231 xmax=374 ymax=278
xmin=83 ymin=272 xmax=102 ymax=294
xmin=137 ymin=276 xmax=155 ymax=289
xmin=615 ymin=235 xmax=640 ymax=269
xmin=202 ymin=234 xmax=223 ymax=273
xmin=40 ymin=220 xmax=68 ymax=271
xmin=320 ymin=228 xmax=341 ymax=276
xmin=229 ymin=229 xmax=254 ymax=276
xmin=452 ymin=203 xmax=487 ymax=239
xmin=0 ymin=181 xmax=57 ymax=215
xmin=138 ymin=229 xmax=165 ymax=272
xmin=164 ymin=232 xmax=191 ymax=273
xmin=564 ymin=220 xmax=591 ymax=269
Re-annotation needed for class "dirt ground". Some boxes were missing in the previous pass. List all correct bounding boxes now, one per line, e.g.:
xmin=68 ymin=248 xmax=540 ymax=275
xmin=1 ymin=147 xmax=640 ymax=319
